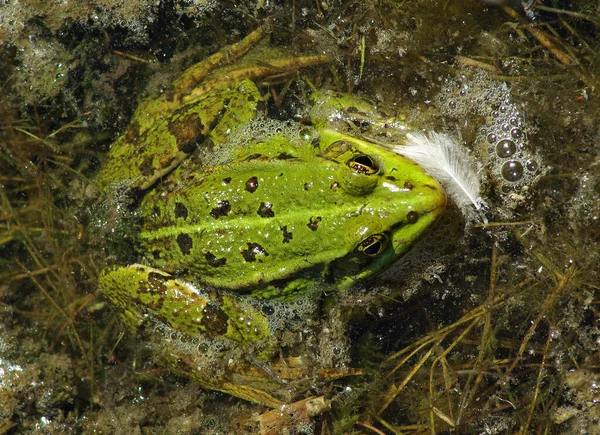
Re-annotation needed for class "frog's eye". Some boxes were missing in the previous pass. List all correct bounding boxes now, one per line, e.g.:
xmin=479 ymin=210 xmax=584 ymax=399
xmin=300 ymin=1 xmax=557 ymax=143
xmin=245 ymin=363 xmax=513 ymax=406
xmin=357 ymin=233 xmax=388 ymax=257
xmin=347 ymin=154 xmax=379 ymax=175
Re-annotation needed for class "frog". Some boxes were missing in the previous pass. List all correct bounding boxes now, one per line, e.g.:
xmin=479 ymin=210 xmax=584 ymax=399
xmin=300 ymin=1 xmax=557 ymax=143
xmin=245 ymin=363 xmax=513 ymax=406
xmin=96 ymin=27 xmax=447 ymax=409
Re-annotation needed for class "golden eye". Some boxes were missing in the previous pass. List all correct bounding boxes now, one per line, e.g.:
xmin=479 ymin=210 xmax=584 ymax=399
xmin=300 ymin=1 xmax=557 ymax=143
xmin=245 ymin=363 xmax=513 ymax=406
xmin=347 ymin=154 xmax=379 ymax=175
xmin=357 ymin=233 xmax=388 ymax=257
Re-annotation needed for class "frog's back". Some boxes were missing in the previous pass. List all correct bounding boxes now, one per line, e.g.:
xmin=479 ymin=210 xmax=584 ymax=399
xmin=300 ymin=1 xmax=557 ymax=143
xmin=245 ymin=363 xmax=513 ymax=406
xmin=138 ymin=132 xmax=446 ymax=296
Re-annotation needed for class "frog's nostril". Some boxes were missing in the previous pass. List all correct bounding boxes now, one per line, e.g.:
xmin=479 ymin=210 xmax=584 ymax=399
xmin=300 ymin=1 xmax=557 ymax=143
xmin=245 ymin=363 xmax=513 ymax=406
xmin=406 ymin=211 xmax=419 ymax=223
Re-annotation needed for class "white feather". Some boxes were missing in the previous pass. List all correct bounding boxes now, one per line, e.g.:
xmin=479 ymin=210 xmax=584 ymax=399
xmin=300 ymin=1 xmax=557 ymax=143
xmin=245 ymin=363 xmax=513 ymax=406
xmin=388 ymin=131 xmax=486 ymax=221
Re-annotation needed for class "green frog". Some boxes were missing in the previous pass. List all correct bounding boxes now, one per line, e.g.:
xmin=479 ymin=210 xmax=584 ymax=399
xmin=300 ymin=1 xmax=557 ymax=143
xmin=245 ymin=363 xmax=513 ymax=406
xmin=97 ymin=27 xmax=446 ymax=408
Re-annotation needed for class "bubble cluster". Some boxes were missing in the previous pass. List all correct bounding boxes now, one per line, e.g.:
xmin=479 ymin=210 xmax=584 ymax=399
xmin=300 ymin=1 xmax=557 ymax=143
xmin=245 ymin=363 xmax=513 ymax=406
xmin=254 ymin=290 xmax=319 ymax=337
xmin=205 ymin=118 xmax=313 ymax=168
xmin=482 ymin=97 xmax=541 ymax=193
xmin=435 ymin=71 xmax=543 ymax=205
xmin=435 ymin=71 xmax=510 ymax=118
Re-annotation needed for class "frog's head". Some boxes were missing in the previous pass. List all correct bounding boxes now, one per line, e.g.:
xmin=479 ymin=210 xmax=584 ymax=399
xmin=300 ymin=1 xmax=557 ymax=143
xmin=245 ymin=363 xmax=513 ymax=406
xmin=318 ymin=130 xmax=447 ymax=289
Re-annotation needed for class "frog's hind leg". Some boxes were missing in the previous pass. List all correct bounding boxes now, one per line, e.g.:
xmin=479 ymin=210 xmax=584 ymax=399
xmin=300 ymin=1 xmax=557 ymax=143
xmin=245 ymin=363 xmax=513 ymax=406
xmin=173 ymin=26 xmax=268 ymax=97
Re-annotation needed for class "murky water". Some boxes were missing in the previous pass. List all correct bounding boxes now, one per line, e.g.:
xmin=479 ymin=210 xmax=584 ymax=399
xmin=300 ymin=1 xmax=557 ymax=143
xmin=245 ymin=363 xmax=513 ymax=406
xmin=0 ymin=1 xmax=598 ymax=433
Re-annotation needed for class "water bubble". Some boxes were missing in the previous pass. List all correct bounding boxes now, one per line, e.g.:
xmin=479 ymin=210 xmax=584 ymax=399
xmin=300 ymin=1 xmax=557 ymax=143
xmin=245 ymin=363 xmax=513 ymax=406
xmin=502 ymin=184 xmax=512 ymax=193
xmin=511 ymin=128 xmax=521 ymax=139
xmin=500 ymin=106 xmax=508 ymax=113
xmin=501 ymin=123 xmax=509 ymax=131
xmin=526 ymin=160 xmax=538 ymax=172
xmin=501 ymin=160 xmax=524 ymax=182
xmin=449 ymin=100 xmax=456 ymax=108
xmin=492 ymin=110 xmax=499 ymax=117
xmin=459 ymin=89 xmax=466 ymax=96
xmin=262 ymin=305 xmax=275 ymax=315
xmin=496 ymin=139 xmax=516 ymax=158
xmin=487 ymin=133 xmax=497 ymax=143
xmin=299 ymin=127 xmax=312 ymax=139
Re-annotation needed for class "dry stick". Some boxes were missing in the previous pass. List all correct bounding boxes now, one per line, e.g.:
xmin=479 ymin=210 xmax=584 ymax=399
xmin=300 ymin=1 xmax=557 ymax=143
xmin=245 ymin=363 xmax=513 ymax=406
xmin=378 ymin=343 xmax=439 ymax=415
xmin=501 ymin=5 xmax=575 ymax=66
xmin=379 ymin=277 xmax=534 ymax=419
xmin=428 ymin=318 xmax=480 ymax=432
xmin=506 ymin=262 xmax=576 ymax=376
xmin=520 ymin=330 xmax=553 ymax=435
xmin=457 ymin=244 xmax=499 ymax=424
xmin=384 ymin=339 xmax=436 ymax=380
xmin=355 ymin=421 xmax=386 ymax=435
xmin=501 ymin=6 xmax=595 ymax=89
xmin=532 ymin=4 xmax=600 ymax=25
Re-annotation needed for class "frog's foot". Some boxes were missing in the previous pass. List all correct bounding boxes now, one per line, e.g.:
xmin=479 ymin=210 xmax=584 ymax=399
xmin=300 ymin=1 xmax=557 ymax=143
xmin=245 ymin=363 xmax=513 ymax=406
xmin=168 ymin=350 xmax=362 ymax=408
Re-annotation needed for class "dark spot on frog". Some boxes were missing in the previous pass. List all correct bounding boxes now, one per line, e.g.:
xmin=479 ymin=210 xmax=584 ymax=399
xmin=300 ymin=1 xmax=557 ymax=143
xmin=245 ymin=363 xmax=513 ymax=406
xmin=152 ymin=206 xmax=161 ymax=219
xmin=307 ymin=216 xmax=322 ymax=231
xmin=152 ymin=250 xmax=161 ymax=260
xmin=147 ymin=271 xmax=168 ymax=284
xmin=210 ymin=200 xmax=231 ymax=219
xmin=304 ymin=182 xmax=313 ymax=190
xmin=222 ymin=177 xmax=232 ymax=185
xmin=204 ymin=252 xmax=226 ymax=267
xmin=241 ymin=243 xmax=269 ymax=262
xmin=245 ymin=176 xmax=258 ymax=193
xmin=257 ymin=202 xmax=274 ymax=218
xmin=404 ymin=181 xmax=414 ymax=190
xmin=275 ymin=152 xmax=296 ymax=160
xmin=423 ymin=183 xmax=439 ymax=190
xmin=168 ymin=113 xmax=206 ymax=154
xmin=139 ymin=156 xmax=155 ymax=176
xmin=199 ymin=304 xmax=228 ymax=335
xmin=386 ymin=175 xmax=397 ymax=182
xmin=142 ymin=293 xmax=165 ymax=311
xmin=311 ymin=136 xmax=320 ymax=147
xmin=330 ymin=181 xmax=340 ymax=190
xmin=174 ymin=202 xmax=188 ymax=219
xmin=280 ymin=225 xmax=293 ymax=243
xmin=177 ymin=233 xmax=193 ymax=255
xmin=245 ymin=153 xmax=263 ymax=161
xmin=209 ymin=104 xmax=228 ymax=131
xmin=124 ymin=121 xmax=140 ymax=143
xmin=138 ymin=271 xmax=169 ymax=310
